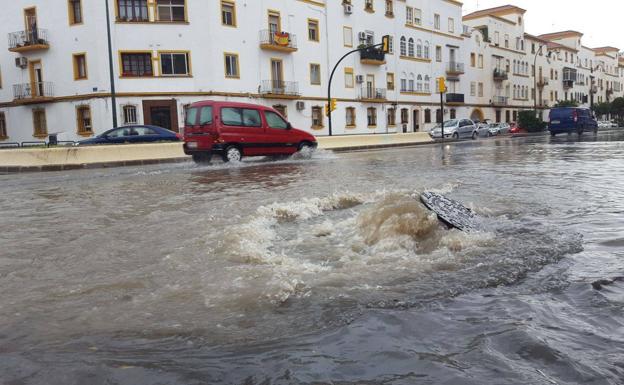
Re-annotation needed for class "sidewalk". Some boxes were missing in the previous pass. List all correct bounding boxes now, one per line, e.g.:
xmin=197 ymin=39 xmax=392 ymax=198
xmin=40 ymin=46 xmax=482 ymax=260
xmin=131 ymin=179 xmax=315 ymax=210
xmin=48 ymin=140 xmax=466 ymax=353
xmin=0 ymin=132 xmax=433 ymax=172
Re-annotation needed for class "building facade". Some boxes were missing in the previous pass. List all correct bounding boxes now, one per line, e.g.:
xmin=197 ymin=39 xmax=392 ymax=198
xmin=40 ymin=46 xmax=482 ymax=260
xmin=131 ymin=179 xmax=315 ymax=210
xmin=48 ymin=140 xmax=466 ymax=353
xmin=0 ymin=0 xmax=623 ymax=143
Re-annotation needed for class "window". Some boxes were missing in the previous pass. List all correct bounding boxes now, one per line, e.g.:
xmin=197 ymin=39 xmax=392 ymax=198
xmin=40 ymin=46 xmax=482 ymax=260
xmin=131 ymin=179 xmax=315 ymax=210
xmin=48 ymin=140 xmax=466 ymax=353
xmin=221 ymin=108 xmax=262 ymax=127
xmin=414 ymin=8 xmax=422 ymax=25
xmin=423 ymin=42 xmax=429 ymax=59
xmin=388 ymin=36 xmax=394 ymax=54
xmin=401 ymin=108 xmax=408 ymax=124
xmin=224 ymin=53 xmax=239 ymax=78
xmin=478 ymin=82 xmax=483 ymax=97
xmin=265 ymin=111 xmax=288 ymax=129
xmin=343 ymin=26 xmax=353 ymax=47
xmin=387 ymin=108 xmax=396 ymax=126
xmin=387 ymin=73 xmax=394 ymax=90
xmin=434 ymin=14 xmax=440 ymax=30
xmin=450 ymin=109 xmax=456 ymax=119
xmin=400 ymin=36 xmax=406 ymax=56
xmin=417 ymin=75 xmax=423 ymax=92
xmin=470 ymin=82 xmax=476 ymax=96
xmin=408 ymin=38 xmax=414 ymax=57
xmin=273 ymin=105 xmax=287 ymax=118
xmin=123 ymin=105 xmax=137 ymax=125
xmin=311 ymin=106 xmax=323 ymax=128
xmin=344 ymin=67 xmax=354 ymax=88
xmin=76 ymin=105 xmax=92 ymax=134
xmin=470 ymin=53 xmax=476 ymax=67
xmin=400 ymin=78 xmax=407 ymax=92
xmin=504 ymin=34 xmax=509 ymax=48
xmin=478 ymin=54 xmax=483 ymax=69
xmin=424 ymin=109 xmax=431 ymax=123
xmin=365 ymin=0 xmax=374 ymax=12
xmin=0 ymin=112 xmax=6 ymax=139
xmin=68 ymin=0 xmax=82 ymax=24
xmin=436 ymin=46 xmax=442 ymax=62
xmin=346 ymin=107 xmax=356 ymax=127
xmin=32 ymin=109 xmax=47 ymax=138
xmin=310 ymin=63 xmax=321 ymax=85
xmin=73 ymin=53 xmax=87 ymax=80
xmin=406 ymin=6 xmax=413 ymax=24
xmin=221 ymin=1 xmax=236 ymax=26
xmin=308 ymin=19 xmax=319 ymax=42
xmin=156 ymin=0 xmax=185 ymax=22
xmin=121 ymin=52 xmax=153 ymax=77
xmin=367 ymin=107 xmax=377 ymax=126
xmin=448 ymin=18 xmax=454 ymax=33
xmin=118 ymin=0 xmax=148 ymax=21
xmin=385 ymin=0 xmax=393 ymax=16
xmin=424 ymin=75 xmax=430 ymax=92
xmin=160 ymin=52 xmax=190 ymax=76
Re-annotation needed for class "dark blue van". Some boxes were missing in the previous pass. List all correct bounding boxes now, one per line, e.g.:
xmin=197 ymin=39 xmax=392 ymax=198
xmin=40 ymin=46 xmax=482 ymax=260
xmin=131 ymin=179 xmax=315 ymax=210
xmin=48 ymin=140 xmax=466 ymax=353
xmin=548 ymin=107 xmax=598 ymax=136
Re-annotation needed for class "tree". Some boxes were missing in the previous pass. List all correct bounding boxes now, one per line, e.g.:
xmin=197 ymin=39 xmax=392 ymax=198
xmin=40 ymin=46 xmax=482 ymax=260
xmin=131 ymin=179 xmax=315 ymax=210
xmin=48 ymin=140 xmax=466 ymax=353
xmin=518 ymin=110 xmax=546 ymax=132
xmin=592 ymin=102 xmax=612 ymax=120
xmin=553 ymin=100 xmax=578 ymax=108
xmin=611 ymin=97 xmax=624 ymax=122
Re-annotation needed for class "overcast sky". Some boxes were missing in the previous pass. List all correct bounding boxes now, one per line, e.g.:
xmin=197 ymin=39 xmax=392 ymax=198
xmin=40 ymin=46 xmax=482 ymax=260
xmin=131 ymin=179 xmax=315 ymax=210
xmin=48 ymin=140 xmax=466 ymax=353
xmin=461 ymin=0 xmax=623 ymax=50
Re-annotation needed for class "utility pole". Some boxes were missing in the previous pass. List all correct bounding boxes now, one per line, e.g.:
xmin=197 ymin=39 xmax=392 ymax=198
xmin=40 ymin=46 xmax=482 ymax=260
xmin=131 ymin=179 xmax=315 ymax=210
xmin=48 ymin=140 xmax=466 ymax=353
xmin=105 ymin=0 xmax=118 ymax=128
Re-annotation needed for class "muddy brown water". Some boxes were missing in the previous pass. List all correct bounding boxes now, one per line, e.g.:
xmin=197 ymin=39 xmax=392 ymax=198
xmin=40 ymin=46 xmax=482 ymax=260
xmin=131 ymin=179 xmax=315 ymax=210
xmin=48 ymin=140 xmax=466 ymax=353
xmin=1 ymin=131 xmax=623 ymax=384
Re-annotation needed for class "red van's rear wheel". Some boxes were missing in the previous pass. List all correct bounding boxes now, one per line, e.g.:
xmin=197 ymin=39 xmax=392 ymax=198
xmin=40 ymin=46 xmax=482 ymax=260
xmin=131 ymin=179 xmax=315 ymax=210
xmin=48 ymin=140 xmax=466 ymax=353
xmin=222 ymin=146 xmax=242 ymax=162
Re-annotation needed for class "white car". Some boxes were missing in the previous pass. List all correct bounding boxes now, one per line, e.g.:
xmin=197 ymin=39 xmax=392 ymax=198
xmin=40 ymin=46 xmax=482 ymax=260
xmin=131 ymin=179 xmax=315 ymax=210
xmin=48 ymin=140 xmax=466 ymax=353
xmin=429 ymin=119 xmax=478 ymax=140
xmin=597 ymin=120 xmax=611 ymax=129
xmin=488 ymin=122 xmax=511 ymax=136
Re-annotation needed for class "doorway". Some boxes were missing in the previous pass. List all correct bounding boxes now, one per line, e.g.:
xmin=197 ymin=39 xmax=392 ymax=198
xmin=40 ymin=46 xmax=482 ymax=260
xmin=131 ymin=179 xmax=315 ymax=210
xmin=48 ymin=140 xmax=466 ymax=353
xmin=412 ymin=110 xmax=419 ymax=132
xmin=24 ymin=7 xmax=38 ymax=44
xmin=366 ymin=74 xmax=375 ymax=99
xmin=142 ymin=100 xmax=179 ymax=132
xmin=270 ymin=58 xmax=283 ymax=90
xmin=28 ymin=60 xmax=44 ymax=97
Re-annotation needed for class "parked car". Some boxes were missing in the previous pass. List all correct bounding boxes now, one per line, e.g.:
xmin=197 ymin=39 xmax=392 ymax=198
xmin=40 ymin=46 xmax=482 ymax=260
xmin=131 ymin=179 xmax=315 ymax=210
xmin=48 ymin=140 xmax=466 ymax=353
xmin=597 ymin=120 xmax=610 ymax=129
xmin=183 ymin=101 xmax=317 ymax=163
xmin=78 ymin=125 xmax=182 ymax=145
xmin=610 ymin=120 xmax=619 ymax=128
xmin=510 ymin=123 xmax=522 ymax=135
xmin=549 ymin=107 xmax=598 ymax=136
xmin=472 ymin=120 xmax=491 ymax=137
xmin=488 ymin=122 xmax=511 ymax=136
xmin=429 ymin=119 xmax=478 ymax=140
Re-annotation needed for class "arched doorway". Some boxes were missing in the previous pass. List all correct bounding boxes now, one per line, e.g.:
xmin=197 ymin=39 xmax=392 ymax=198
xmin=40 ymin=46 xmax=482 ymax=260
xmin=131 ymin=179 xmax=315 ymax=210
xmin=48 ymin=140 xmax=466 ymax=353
xmin=470 ymin=108 xmax=484 ymax=122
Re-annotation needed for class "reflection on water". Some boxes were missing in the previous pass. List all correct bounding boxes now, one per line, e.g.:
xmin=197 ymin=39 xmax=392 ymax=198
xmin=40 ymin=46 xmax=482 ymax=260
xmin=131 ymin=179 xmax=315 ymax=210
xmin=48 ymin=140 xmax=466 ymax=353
xmin=1 ymin=131 xmax=623 ymax=384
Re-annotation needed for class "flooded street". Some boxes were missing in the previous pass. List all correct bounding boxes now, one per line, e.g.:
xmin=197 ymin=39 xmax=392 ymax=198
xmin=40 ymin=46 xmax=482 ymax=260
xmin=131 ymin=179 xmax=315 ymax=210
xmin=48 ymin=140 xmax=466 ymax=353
xmin=1 ymin=132 xmax=624 ymax=385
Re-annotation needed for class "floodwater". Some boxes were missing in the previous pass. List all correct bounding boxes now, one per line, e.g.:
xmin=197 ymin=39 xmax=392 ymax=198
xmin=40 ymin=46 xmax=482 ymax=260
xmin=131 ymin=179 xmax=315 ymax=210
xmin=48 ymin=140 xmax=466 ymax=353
xmin=1 ymin=131 xmax=623 ymax=385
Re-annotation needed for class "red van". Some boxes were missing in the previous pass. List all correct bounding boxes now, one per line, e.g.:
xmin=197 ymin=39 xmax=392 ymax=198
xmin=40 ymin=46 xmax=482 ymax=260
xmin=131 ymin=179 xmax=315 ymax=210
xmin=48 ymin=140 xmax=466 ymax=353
xmin=183 ymin=101 xmax=317 ymax=163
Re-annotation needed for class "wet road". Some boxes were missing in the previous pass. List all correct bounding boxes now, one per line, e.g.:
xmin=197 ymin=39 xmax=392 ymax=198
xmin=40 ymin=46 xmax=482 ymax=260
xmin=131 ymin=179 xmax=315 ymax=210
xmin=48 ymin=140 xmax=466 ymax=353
xmin=1 ymin=131 xmax=623 ymax=385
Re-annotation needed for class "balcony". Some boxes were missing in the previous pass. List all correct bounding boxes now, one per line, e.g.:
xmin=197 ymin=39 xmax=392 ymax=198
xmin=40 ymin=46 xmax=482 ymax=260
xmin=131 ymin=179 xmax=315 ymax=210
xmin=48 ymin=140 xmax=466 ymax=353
xmin=360 ymin=46 xmax=386 ymax=65
xmin=493 ymin=68 xmax=508 ymax=81
xmin=259 ymin=30 xmax=297 ymax=53
xmin=13 ymin=82 xmax=54 ymax=103
xmin=537 ymin=76 xmax=549 ymax=88
xmin=492 ymin=96 xmax=508 ymax=106
xmin=359 ymin=86 xmax=387 ymax=102
xmin=445 ymin=93 xmax=465 ymax=105
xmin=446 ymin=62 xmax=465 ymax=76
xmin=8 ymin=28 xmax=49 ymax=53
xmin=259 ymin=80 xmax=300 ymax=99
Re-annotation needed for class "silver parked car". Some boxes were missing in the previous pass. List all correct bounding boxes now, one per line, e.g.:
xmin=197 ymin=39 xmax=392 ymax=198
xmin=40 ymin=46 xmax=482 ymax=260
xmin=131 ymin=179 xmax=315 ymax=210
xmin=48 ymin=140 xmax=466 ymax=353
xmin=488 ymin=122 xmax=511 ymax=136
xmin=429 ymin=119 xmax=478 ymax=140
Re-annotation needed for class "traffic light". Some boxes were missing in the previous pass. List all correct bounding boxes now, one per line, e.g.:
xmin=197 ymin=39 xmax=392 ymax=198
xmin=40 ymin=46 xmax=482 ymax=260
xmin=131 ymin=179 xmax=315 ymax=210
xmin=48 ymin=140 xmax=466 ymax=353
xmin=326 ymin=99 xmax=337 ymax=116
xmin=382 ymin=35 xmax=391 ymax=54
xmin=437 ymin=77 xmax=446 ymax=94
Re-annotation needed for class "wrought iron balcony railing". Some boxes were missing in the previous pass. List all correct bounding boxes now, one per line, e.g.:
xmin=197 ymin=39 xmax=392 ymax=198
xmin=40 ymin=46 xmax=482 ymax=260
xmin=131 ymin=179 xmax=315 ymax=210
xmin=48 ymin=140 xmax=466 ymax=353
xmin=360 ymin=86 xmax=386 ymax=100
xmin=13 ymin=81 xmax=54 ymax=100
xmin=259 ymin=29 xmax=297 ymax=51
xmin=259 ymin=80 xmax=300 ymax=97
xmin=8 ymin=28 xmax=49 ymax=51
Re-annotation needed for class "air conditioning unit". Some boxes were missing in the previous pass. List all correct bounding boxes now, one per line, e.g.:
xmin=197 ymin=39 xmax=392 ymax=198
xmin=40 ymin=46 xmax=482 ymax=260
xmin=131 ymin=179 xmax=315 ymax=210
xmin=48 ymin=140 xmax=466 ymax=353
xmin=343 ymin=4 xmax=353 ymax=14
xmin=15 ymin=57 xmax=28 ymax=69
xmin=355 ymin=75 xmax=364 ymax=84
xmin=358 ymin=32 xmax=367 ymax=41
xmin=296 ymin=101 xmax=305 ymax=110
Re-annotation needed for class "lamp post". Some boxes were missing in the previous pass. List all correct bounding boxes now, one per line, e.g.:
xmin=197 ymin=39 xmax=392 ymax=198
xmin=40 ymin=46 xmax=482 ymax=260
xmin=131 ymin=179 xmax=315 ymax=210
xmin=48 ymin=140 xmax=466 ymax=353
xmin=105 ymin=0 xmax=118 ymax=128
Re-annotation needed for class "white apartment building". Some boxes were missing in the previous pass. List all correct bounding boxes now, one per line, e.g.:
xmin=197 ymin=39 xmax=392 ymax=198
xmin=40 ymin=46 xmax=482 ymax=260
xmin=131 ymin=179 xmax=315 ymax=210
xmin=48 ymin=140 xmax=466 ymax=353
xmin=0 ymin=1 xmax=623 ymax=144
